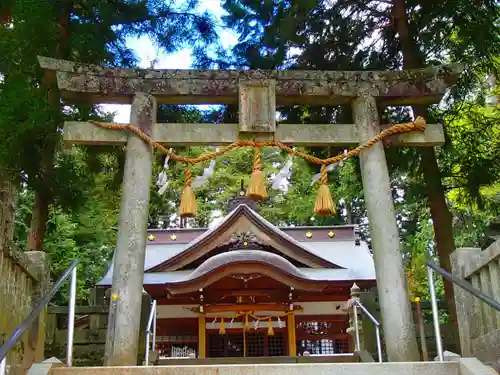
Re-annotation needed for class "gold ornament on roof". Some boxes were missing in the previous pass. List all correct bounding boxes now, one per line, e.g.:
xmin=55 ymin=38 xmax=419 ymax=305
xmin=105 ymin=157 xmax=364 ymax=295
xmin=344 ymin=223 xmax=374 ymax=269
xmin=328 ymin=231 xmax=335 ymax=238
xmin=170 ymin=234 xmax=177 ymax=241
xmin=305 ymin=232 xmax=312 ymax=238
xmin=148 ymin=234 xmax=155 ymax=241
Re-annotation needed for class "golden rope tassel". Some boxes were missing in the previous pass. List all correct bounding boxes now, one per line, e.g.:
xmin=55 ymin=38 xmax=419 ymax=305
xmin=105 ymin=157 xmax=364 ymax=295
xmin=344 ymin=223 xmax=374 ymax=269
xmin=314 ymin=165 xmax=335 ymax=216
xmin=267 ymin=318 xmax=274 ymax=336
xmin=244 ymin=314 xmax=250 ymax=332
xmin=247 ymin=146 xmax=267 ymax=201
xmin=179 ymin=167 xmax=196 ymax=218
xmin=219 ymin=317 xmax=226 ymax=335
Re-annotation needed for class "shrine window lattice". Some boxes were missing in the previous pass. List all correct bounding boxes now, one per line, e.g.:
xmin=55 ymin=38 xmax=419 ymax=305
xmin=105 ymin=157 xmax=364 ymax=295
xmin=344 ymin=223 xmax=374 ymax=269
xmin=207 ymin=332 xmax=286 ymax=358
xmin=156 ymin=318 xmax=198 ymax=358
xmin=296 ymin=319 xmax=350 ymax=355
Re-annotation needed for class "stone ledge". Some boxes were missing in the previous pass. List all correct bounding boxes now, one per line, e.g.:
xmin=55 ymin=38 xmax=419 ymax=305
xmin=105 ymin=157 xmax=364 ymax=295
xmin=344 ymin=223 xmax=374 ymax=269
xmin=462 ymin=240 xmax=500 ymax=279
xmin=38 ymin=56 xmax=463 ymax=106
xmin=472 ymin=328 xmax=500 ymax=363
xmin=1 ymin=242 xmax=40 ymax=281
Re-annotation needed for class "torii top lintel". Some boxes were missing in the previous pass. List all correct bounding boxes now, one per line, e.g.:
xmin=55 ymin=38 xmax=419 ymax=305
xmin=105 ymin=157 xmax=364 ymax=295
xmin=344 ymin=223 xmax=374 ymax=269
xmin=38 ymin=56 xmax=462 ymax=106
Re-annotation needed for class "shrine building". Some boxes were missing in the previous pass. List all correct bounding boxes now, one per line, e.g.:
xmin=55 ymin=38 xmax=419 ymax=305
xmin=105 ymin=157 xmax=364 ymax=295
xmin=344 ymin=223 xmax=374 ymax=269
xmin=97 ymin=194 xmax=376 ymax=361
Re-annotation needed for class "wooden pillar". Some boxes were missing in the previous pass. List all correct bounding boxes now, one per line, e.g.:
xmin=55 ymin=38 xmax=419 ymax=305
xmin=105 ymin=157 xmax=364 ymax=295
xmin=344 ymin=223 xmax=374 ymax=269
xmin=198 ymin=315 xmax=206 ymax=358
xmin=353 ymin=94 xmax=419 ymax=362
xmin=287 ymin=313 xmax=296 ymax=357
xmin=104 ymin=93 xmax=156 ymax=366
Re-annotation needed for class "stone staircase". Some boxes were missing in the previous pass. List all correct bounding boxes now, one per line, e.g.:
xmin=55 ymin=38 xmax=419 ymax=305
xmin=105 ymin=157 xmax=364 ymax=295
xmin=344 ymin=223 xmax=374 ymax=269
xmin=27 ymin=358 xmax=498 ymax=375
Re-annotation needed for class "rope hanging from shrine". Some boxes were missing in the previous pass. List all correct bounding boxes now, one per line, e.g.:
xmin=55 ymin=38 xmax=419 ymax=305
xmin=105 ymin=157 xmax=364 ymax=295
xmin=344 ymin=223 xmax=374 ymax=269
xmin=193 ymin=310 xmax=296 ymax=336
xmin=89 ymin=117 xmax=427 ymax=218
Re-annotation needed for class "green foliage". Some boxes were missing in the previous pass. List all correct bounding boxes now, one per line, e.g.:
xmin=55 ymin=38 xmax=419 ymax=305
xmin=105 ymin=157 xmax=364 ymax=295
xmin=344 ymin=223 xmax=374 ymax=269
xmin=15 ymin=148 xmax=120 ymax=303
xmin=4 ymin=0 xmax=499 ymax=310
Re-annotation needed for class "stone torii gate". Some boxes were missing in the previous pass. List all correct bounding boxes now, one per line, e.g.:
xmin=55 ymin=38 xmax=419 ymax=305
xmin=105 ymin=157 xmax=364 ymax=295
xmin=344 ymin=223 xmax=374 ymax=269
xmin=39 ymin=56 xmax=461 ymax=365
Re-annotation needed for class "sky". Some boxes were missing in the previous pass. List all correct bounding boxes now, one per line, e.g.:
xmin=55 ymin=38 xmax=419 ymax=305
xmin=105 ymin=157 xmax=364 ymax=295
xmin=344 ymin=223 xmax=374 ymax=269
xmin=101 ymin=0 xmax=238 ymax=123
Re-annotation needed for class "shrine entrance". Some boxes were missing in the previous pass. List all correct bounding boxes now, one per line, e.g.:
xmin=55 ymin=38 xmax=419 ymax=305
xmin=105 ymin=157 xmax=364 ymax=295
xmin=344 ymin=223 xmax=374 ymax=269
xmin=207 ymin=331 xmax=286 ymax=358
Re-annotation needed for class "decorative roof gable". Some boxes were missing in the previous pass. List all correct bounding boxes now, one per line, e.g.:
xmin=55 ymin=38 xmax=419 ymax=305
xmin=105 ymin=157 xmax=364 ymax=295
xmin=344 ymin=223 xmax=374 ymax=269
xmin=147 ymin=204 xmax=344 ymax=272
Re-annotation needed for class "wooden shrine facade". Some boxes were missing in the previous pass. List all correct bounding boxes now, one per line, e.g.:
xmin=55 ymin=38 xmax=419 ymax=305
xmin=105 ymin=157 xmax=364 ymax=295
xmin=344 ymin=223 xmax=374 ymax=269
xmin=98 ymin=204 xmax=376 ymax=359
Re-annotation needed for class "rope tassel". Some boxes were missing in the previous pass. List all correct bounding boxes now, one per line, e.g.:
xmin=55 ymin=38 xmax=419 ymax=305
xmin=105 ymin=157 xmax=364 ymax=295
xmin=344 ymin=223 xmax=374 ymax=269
xmin=244 ymin=314 xmax=250 ymax=331
xmin=267 ymin=318 xmax=274 ymax=336
xmin=180 ymin=167 xmax=196 ymax=218
xmin=219 ymin=317 xmax=226 ymax=335
xmin=314 ymin=165 xmax=335 ymax=216
xmin=247 ymin=147 xmax=267 ymax=201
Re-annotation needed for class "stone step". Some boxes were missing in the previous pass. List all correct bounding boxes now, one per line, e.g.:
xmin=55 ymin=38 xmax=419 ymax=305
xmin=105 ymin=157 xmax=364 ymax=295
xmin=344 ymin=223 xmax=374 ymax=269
xmin=156 ymin=354 xmax=359 ymax=366
xmin=50 ymin=362 xmax=462 ymax=375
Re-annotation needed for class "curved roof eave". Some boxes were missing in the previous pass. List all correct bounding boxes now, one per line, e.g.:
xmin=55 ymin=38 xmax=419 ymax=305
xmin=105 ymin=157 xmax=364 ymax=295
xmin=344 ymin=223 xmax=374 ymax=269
xmin=163 ymin=250 xmax=330 ymax=294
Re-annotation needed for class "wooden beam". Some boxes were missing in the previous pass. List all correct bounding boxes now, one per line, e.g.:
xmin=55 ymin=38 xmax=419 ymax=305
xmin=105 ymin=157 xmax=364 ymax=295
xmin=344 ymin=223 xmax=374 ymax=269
xmin=200 ymin=303 xmax=297 ymax=313
xmin=48 ymin=305 xmax=109 ymax=315
xmin=63 ymin=121 xmax=445 ymax=147
xmin=39 ymin=57 xmax=463 ymax=106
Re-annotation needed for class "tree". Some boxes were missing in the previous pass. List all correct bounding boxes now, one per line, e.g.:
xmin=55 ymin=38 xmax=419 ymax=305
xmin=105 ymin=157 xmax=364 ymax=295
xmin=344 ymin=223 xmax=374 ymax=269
xmin=217 ymin=0 xmax=500 ymax=337
xmin=0 ymin=0 xmax=217 ymax=252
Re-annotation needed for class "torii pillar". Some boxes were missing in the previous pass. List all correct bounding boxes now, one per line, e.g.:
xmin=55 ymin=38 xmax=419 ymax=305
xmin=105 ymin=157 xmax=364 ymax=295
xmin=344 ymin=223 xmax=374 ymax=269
xmin=38 ymin=56 xmax=461 ymax=364
xmin=104 ymin=93 xmax=156 ymax=365
xmin=353 ymin=94 xmax=419 ymax=361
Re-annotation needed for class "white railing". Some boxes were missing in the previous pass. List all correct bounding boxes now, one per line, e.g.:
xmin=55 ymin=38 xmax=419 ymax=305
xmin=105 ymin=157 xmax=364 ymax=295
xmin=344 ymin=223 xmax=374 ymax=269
xmin=0 ymin=260 xmax=78 ymax=375
xmin=144 ymin=300 xmax=157 ymax=366
xmin=352 ymin=300 xmax=383 ymax=362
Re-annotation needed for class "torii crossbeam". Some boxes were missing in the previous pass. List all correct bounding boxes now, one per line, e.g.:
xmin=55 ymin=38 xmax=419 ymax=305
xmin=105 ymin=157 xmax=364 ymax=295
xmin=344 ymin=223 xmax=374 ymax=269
xmin=39 ymin=56 xmax=461 ymax=365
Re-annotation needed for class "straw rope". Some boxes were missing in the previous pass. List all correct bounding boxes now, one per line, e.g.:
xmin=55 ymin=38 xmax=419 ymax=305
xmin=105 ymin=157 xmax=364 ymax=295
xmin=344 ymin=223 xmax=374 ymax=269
xmin=89 ymin=117 xmax=427 ymax=167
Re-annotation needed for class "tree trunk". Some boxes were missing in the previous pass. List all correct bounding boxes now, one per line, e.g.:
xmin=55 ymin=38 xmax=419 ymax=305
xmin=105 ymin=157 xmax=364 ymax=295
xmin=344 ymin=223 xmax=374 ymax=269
xmin=392 ymin=0 xmax=459 ymax=337
xmin=27 ymin=3 xmax=72 ymax=251
xmin=0 ymin=169 xmax=16 ymax=248
xmin=27 ymin=180 xmax=50 ymax=251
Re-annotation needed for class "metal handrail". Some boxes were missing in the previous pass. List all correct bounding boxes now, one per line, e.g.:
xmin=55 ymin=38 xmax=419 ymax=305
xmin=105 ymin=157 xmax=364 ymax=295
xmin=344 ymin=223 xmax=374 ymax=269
xmin=352 ymin=299 xmax=383 ymax=363
xmin=0 ymin=259 xmax=79 ymax=374
xmin=425 ymin=260 xmax=500 ymax=363
xmin=425 ymin=260 xmax=500 ymax=311
xmin=144 ymin=300 xmax=157 ymax=366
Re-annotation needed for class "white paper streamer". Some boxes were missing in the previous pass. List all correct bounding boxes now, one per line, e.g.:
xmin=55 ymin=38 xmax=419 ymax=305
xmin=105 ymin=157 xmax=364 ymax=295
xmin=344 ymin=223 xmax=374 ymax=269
xmin=156 ymin=153 xmax=171 ymax=195
xmin=191 ymin=148 xmax=219 ymax=188
xmin=271 ymin=156 xmax=293 ymax=191
xmin=253 ymin=319 xmax=259 ymax=330
xmin=309 ymin=150 xmax=347 ymax=186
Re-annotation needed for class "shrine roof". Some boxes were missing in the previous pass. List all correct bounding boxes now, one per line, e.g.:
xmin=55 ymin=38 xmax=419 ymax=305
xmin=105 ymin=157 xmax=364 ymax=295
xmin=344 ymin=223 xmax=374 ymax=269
xmin=97 ymin=203 xmax=376 ymax=286
xmin=97 ymin=238 xmax=376 ymax=286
